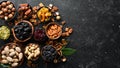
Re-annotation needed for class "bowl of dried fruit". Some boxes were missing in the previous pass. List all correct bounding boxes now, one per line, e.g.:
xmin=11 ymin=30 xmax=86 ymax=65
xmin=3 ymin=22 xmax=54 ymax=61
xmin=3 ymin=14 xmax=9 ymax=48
xmin=12 ymin=20 xmax=34 ymax=42
xmin=37 ymin=6 xmax=52 ymax=22
xmin=0 ymin=1 xmax=16 ymax=21
xmin=41 ymin=45 xmax=60 ymax=62
xmin=45 ymin=22 xmax=62 ymax=40
xmin=0 ymin=43 xmax=24 ymax=68
xmin=24 ymin=43 xmax=40 ymax=61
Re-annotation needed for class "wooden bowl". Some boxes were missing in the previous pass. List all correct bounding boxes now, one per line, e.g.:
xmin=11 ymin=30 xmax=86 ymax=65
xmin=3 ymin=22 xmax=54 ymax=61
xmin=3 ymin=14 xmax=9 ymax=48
xmin=45 ymin=22 xmax=62 ymax=40
xmin=18 ymin=3 xmax=33 ymax=20
xmin=0 ymin=1 xmax=16 ymax=21
xmin=12 ymin=20 xmax=34 ymax=42
xmin=0 ymin=43 xmax=24 ymax=68
xmin=41 ymin=45 xmax=59 ymax=62
xmin=24 ymin=43 xmax=40 ymax=61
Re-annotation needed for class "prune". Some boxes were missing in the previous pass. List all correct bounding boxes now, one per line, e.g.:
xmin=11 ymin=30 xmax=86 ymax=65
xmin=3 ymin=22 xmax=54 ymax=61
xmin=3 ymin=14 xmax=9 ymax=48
xmin=34 ymin=28 xmax=47 ymax=43
xmin=14 ymin=22 xmax=32 ymax=40
xmin=42 ymin=45 xmax=58 ymax=62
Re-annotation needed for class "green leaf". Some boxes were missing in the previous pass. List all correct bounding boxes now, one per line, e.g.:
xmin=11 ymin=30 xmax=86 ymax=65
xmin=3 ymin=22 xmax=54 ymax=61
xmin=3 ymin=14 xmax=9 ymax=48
xmin=0 ymin=64 xmax=10 ymax=68
xmin=62 ymin=48 xmax=76 ymax=56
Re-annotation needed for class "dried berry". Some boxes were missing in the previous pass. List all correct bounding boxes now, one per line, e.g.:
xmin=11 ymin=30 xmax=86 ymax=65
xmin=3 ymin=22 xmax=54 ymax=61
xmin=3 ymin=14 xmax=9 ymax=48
xmin=34 ymin=28 xmax=47 ymax=43
xmin=42 ymin=45 xmax=58 ymax=62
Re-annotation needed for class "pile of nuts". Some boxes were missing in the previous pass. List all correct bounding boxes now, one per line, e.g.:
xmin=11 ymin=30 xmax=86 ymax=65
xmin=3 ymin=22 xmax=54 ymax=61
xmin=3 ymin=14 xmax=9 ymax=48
xmin=18 ymin=3 xmax=32 ymax=19
xmin=29 ymin=6 xmax=39 ymax=25
xmin=62 ymin=27 xmax=73 ymax=37
xmin=46 ymin=23 xmax=62 ymax=39
xmin=48 ymin=4 xmax=61 ymax=21
xmin=0 ymin=1 xmax=16 ymax=20
xmin=0 ymin=43 xmax=23 ymax=67
xmin=24 ymin=43 xmax=40 ymax=60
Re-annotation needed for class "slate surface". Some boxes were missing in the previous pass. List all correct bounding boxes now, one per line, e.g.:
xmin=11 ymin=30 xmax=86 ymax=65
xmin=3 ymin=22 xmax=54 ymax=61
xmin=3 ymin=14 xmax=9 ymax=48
xmin=0 ymin=0 xmax=120 ymax=68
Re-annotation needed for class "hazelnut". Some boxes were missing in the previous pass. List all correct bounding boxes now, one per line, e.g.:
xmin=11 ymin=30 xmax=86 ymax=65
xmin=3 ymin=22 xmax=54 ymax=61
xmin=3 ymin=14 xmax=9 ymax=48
xmin=53 ymin=6 xmax=58 ymax=11
xmin=56 ymin=16 xmax=61 ymax=20
xmin=0 ymin=5 xmax=2 ymax=8
xmin=4 ymin=13 xmax=8 ymax=16
xmin=4 ymin=16 xmax=8 ymax=20
xmin=0 ymin=11 xmax=3 ymax=14
xmin=68 ymin=28 xmax=73 ymax=34
xmin=8 ymin=4 xmax=13 ymax=9
xmin=6 ymin=1 xmax=11 ymax=5
xmin=0 ymin=15 xmax=4 ymax=18
xmin=3 ymin=8 xmax=8 ymax=12
xmin=8 ymin=14 xmax=13 ymax=18
xmin=1 ymin=2 xmax=6 ymax=7
xmin=65 ymin=28 xmax=69 ymax=32
xmin=12 ymin=8 xmax=15 ymax=11
xmin=11 ymin=12 xmax=15 ymax=15
xmin=8 ymin=9 xmax=11 ymax=13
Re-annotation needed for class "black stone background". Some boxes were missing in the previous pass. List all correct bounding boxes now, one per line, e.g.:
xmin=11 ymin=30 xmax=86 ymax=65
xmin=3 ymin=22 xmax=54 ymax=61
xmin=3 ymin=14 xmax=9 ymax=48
xmin=0 ymin=0 xmax=120 ymax=68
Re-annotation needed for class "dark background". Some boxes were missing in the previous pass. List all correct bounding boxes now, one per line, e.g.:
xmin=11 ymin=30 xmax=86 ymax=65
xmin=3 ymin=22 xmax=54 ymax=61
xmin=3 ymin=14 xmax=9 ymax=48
xmin=0 ymin=0 xmax=120 ymax=68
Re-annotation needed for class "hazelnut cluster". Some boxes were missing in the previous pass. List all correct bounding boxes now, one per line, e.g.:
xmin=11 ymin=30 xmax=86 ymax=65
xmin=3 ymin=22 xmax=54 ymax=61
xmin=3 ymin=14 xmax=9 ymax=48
xmin=29 ymin=6 xmax=39 ymax=25
xmin=0 ymin=1 xmax=15 ymax=20
xmin=62 ymin=27 xmax=73 ymax=37
xmin=46 ymin=23 xmax=62 ymax=39
xmin=18 ymin=3 xmax=32 ymax=19
xmin=0 ymin=43 xmax=23 ymax=67
xmin=48 ymin=4 xmax=61 ymax=21
xmin=24 ymin=43 xmax=40 ymax=60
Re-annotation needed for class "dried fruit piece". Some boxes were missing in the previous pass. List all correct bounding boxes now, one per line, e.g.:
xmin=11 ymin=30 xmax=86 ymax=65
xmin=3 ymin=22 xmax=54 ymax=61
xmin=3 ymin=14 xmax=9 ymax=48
xmin=41 ymin=45 xmax=59 ymax=62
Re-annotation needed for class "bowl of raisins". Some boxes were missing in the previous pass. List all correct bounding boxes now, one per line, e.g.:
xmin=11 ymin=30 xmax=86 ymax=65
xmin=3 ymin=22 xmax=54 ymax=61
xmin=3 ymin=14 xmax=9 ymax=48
xmin=12 ymin=20 xmax=34 ymax=42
